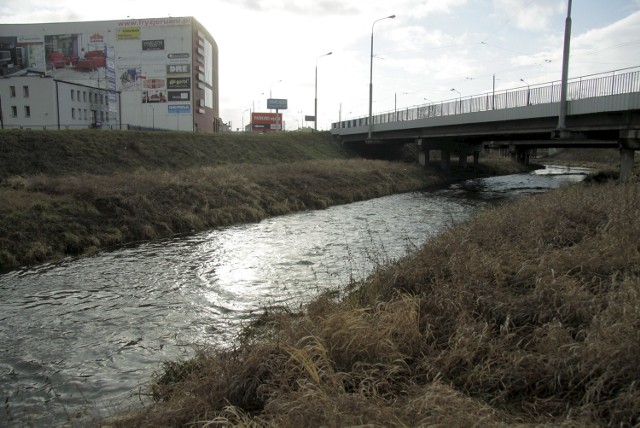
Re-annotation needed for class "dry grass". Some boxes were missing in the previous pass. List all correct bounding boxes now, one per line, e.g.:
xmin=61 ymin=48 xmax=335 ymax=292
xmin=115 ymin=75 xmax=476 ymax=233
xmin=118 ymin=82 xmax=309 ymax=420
xmin=0 ymin=159 xmax=437 ymax=270
xmin=108 ymin=175 xmax=640 ymax=427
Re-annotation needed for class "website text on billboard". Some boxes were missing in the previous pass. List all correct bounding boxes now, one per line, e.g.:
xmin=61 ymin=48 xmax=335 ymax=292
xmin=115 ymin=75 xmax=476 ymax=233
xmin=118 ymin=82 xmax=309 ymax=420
xmin=117 ymin=17 xmax=192 ymax=27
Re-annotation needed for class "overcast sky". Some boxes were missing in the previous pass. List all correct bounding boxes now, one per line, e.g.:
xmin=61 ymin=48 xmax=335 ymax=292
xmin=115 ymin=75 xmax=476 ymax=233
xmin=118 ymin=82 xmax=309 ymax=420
xmin=2 ymin=0 xmax=640 ymax=130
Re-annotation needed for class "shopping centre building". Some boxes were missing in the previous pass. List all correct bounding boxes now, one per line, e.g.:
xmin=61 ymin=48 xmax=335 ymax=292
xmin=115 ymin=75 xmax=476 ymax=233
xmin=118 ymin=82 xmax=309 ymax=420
xmin=0 ymin=16 xmax=221 ymax=132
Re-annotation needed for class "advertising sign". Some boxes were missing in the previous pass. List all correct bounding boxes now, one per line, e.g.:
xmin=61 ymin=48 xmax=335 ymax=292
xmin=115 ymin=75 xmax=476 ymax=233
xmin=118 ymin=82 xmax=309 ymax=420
xmin=117 ymin=27 xmax=140 ymax=40
xmin=251 ymin=112 xmax=283 ymax=132
xmin=168 ymin=53 xmax=190 ymax=60
xmin=167 ymin=77 xmax=191 ymax=89
xmin=167 ymin=64 xmax=191 ymax=75
xmin=168 ymin=90 xmax=190 ymax=101
xmin=267 ymin=98 xmax=288 ymax=110
xmin=142 ymin=39 xmax=164 ymax=51
xmin=168 ymin=104 xmax=191 ymax=114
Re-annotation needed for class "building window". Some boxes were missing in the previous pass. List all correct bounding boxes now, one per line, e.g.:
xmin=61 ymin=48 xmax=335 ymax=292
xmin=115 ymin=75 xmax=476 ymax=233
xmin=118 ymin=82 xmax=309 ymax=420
xmin=83 ymin=91 xmax=87 ymax=102
xmin=71 ymin=90 xmax=75 ymax=101
xmin=11 ymin=106 xmax=17 ymax=117
xmin=24 ymin=106 xmax=31 ymax=117
xmin=84 ymin=109 xmax=87 ymax=120
xmin=23 ymin=86 xmax=29 ymax=97
xmin=72 ymin=108 xmax=76 ymax=119
xmin=9 ymin=86 xmax=16 ymax=97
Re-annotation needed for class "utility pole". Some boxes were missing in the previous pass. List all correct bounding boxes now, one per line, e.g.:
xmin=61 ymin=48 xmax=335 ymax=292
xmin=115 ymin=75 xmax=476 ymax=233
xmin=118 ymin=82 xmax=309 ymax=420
xmin=555 ymin=0 xmax=572 ymax=137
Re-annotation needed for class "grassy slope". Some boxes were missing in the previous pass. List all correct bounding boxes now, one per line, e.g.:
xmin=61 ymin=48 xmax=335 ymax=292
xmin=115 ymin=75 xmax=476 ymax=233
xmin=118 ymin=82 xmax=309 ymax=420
xmin=0 ymin=129 xmax=527 ymax=271
xmin=114 ymin=176 xmax=640 ymax=427
xmin=0 ymin=129 xmax=354 ymax=178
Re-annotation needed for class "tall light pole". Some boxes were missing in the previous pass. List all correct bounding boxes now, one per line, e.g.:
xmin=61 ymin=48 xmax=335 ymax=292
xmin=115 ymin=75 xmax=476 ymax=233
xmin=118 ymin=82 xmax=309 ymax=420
xmin=368 ymin=14 xmax=396 ymax=141
xmin=520 ymin=78 xmax=530 ymax=105
xmin=315 ymin=51 xmax=332 ymax=131
xmin=269 ymin=80 xmax=282 ymax=99
xmin=451 ymin=88 xmax=461 ymax=114
xmin=242 ymin=108 xmax=249 ymax=132
xmin=556 ymin=0 xmax=572 ymax=135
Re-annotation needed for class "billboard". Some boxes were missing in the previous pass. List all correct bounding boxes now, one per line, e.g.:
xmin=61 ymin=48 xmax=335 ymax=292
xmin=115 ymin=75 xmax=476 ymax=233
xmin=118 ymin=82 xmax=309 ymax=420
xmin=251 ymin=112 xmax=283 ymax=132
xmin=267 ymin=98 xmax=287 ymax=110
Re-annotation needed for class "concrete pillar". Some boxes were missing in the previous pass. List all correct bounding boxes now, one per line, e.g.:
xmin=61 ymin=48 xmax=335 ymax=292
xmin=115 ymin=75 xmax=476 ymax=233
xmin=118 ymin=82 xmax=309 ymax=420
xmin=417 ymin=139 xmax=430 ymax=167
xmin=441 ymin=150 xmax=451 ymax=172
xmin=419 ymin=149 xmax=431 ymax=167
xmin=619 ymin=130 xmax=639 ymax=182
xmin=620 ymin=148 xmax=635 ymax=182
xmin=458 ymin=152 xmax=468 ymax=169
xmin=473 ymin=151 xmax=480 ymax=167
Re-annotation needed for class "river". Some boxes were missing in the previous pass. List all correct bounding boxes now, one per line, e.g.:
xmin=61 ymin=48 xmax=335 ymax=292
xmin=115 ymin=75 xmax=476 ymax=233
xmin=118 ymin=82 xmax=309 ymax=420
xmin=0 ymin=165 xmax=590 ymax=425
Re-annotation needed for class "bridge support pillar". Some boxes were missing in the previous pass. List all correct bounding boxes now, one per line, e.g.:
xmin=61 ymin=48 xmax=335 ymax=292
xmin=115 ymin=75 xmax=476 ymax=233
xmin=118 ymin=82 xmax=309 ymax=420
xmin=619 ymin=130 xmax=639 ymax=182
xmin=441 ymin=150 xmax=451 ymax=172
xmin=510 ymin=145 xmax=531 ymax=165
xmin=419 ymin=149 xmax=430 ymax=166
xmin=458 ymin=153 xmax=468 ymax=169
xmin=620 ymin=149 xmax=635 ymax=182
xmin=474 ymin=151 xmax=480 ymax=167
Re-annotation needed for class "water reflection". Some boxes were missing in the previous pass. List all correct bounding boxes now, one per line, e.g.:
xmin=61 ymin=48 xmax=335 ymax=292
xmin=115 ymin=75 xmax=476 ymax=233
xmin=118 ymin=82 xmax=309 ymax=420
xmin=0 ymin=165 xmax=588 ymax=424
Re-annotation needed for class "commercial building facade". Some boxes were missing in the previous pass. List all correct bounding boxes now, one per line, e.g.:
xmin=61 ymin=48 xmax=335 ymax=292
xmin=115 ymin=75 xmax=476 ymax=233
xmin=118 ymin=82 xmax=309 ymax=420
xmin=0 ymin=16 xmax=220 ymax=132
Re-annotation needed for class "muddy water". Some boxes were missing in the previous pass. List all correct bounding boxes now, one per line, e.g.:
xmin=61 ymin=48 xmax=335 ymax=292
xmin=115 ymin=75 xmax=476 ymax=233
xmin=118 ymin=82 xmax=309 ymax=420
xmin=0 ymin=165 xmax=589 ymax=425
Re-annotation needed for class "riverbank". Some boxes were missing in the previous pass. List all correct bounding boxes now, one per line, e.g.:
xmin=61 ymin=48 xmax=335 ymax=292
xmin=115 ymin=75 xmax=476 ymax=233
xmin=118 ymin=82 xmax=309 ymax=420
xmin=0 ymin=130 xmax=527 ymax=271
xmin=111 ymin=171 xmax=640 ymax=427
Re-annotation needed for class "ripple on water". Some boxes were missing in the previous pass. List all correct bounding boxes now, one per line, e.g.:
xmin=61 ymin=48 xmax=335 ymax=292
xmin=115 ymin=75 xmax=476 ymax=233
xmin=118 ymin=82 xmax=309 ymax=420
xmin=0 ymin=166 xmax=588 ymax=425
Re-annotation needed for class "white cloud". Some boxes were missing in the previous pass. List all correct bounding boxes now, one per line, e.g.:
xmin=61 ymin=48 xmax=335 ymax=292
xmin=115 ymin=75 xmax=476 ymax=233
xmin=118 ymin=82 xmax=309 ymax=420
xmin=491 ymin=0 xmax=565 ymax=31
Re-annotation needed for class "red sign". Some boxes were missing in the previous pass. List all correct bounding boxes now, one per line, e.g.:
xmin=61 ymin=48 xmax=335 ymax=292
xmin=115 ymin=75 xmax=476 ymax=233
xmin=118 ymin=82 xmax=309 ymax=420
xmin=251 ymin=112 xmax=283 ymax=132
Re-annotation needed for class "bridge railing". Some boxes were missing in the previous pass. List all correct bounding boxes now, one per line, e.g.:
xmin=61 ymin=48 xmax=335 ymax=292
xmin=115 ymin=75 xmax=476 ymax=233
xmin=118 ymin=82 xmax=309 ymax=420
xmin=333 ymin=66 xmax=640 ymax=130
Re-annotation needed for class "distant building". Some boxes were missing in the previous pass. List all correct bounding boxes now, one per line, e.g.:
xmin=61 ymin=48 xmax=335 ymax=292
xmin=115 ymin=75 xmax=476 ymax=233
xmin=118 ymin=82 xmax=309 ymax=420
xmin=0 ymin=16 xmax=221 ymax=132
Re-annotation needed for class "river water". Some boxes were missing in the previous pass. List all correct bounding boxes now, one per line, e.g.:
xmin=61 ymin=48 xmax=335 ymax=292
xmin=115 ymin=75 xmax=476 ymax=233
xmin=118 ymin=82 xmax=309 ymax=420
xmin=0 ymin=165 xmax=590 ymax=425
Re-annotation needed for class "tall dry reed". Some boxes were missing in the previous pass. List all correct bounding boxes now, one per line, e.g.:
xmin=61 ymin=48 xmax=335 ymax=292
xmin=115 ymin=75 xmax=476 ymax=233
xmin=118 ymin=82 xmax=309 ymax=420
xmin=110 ymin=177 xmax=640 ymax=426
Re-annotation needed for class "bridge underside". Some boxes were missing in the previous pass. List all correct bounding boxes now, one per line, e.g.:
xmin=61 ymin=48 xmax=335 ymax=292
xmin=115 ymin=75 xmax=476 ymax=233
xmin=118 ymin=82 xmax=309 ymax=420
xmin=336 ymin=110 xmax=640 ymax=181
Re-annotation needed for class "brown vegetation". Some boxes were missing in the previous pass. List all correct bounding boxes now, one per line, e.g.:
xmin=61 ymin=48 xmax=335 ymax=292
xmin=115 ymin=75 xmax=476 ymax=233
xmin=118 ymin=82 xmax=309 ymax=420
xmin=111 ymin=175 xmax=640 ymax=427
xmin=0 ymin=130 xmax=525 ymax=271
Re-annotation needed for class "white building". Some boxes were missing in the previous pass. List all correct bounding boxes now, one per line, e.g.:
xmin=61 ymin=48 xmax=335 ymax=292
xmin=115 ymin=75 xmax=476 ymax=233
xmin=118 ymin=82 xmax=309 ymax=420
xmin=1 ymin=75 xmax=114 ymax=129
xmin=0 ymin=16 xmax=220 ymax=132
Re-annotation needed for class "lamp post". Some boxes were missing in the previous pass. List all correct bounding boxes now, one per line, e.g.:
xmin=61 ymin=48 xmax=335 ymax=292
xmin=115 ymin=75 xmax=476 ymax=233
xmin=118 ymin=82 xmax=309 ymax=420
xmin=450 ymin=88 xmax=461 ymax=114
xmin=252 ymin=92 xmax=264 ymax=115
xmin=394 ymin=91 xmax=408 ymax=121
xmin=368 ymin=14 xmax=396 ymax=141
xmin=314 ymin=51 xmax=332 ymax=131
xmin=269 ymin=80 xmax=282 ymax=99
xmin=557 ymin=0 xmax=572 ymax=134
xmin=520 ymin=78 xmax=530 ymax=105
xmin=242 ymin=108 xmax=249 ymax=132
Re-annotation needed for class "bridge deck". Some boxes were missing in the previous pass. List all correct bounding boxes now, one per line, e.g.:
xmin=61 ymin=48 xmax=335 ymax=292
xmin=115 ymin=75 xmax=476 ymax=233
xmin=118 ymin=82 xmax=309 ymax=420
xmin=331 ymin=67 xmax=640 ymax=148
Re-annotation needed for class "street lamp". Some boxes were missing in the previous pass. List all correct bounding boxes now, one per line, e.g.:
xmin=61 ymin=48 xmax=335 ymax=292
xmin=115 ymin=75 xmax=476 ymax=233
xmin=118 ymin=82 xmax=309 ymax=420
xmin=520 ymin=78 xmax=531 ymax=105
xmin=269 ymin=80 xmax=282 ymax=99
xmin=557 ymin=0 xmax=572 ymax=134
xmin=451 ymin=88 xmax=461 ymax=114
xmin=368 ymin=14 xmax=396 ymax=140
xmin=394 ymin=91 xmax=408 ymax=121
xmin=315 ymin=51 xmax=332 ymax=131
xmin=252 ymin=92 xmax=264 ymax=113
xmin=242 ymin=108 xmax=249 ymax=132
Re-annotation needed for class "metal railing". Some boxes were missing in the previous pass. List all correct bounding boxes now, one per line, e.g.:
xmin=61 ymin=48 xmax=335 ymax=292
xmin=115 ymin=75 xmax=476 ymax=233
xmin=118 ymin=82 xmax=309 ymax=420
xmin=333 ymin=66 xmax=640 ymax=129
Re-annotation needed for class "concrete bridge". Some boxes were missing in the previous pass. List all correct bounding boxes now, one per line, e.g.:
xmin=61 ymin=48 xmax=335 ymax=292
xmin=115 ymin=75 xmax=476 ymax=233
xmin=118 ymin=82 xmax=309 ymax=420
xmin=331 ymin=67 xmax=640 ymax=181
